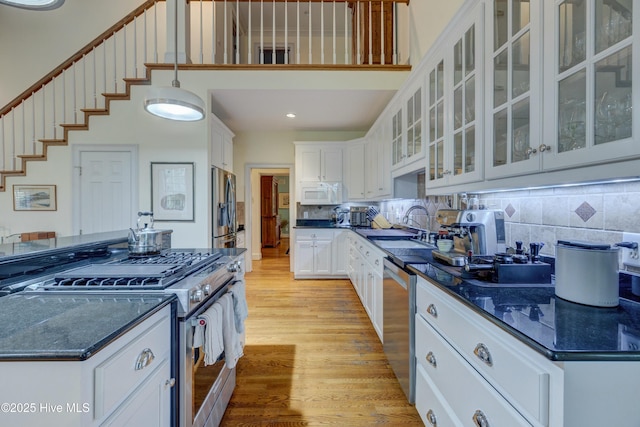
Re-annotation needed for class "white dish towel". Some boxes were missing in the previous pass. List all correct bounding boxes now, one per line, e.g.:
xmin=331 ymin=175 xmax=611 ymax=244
xmin=219 ymin=292 xmax=244 ymax=369
xmin=231 ymin=280 xmax=249 ymax=333
xmin=193 ymin=300 xmax=224 ymax=366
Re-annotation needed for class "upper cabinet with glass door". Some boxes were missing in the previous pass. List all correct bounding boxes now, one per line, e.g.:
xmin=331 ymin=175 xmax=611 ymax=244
xmin=391 ymin=82 xmax=426 ymax=175
xmin=428 ymin=1 xmax=484 ymax=188
xmin=542 ymin=0 xmax=639 ymax=170
xmin=485 ymin=0 xmax=543 ymax=179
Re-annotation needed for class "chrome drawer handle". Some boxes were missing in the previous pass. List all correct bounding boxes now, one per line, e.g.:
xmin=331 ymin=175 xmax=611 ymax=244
xmin=426 ymin=351 xmax=437 ymax=368
xmin=375 ymin=259 xmax=379 ymax=266
xmin=474 ymin=343 xmax=493 ymax=367
xmin=165 ymin=378 xmax=176 ymax=389
xmin=426 ymin=409 xmax=438 ymax=426
xmin=134 ymin=348 xmax=155 ymax=371
xmin=427 ymin=303 xmax=438 ymax=318
xmin=473 ymin=410 xmax=490 ymax=427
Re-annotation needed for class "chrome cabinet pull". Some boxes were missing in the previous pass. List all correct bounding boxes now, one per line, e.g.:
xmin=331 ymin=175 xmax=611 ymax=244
xmin=134 ymin=348 xmax=155 ymax=371
xmin=165 ymin=378 xmax=176 ymax=389
xmin=526 ymin=147 xmax=537 ymax=155
xmin=374 ymin=259 xmax=379 ymax=266
xmin=473 ymin=343 xmax=493 ymax=367
xmin=426 ymin=351 xmax=437 ymax=368
xmin=427 ymin=303 xmax=438 ymax=318
xmin=539 ymin=143 xmax=552 ymax=152
xmin=426 ymin=409 xmax=438 ymax=426
xmin=472 ymin=410 xmax=490 ymax=427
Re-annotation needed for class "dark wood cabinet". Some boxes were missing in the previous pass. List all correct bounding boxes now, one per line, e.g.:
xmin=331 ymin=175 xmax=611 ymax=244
xmin=261 ymin=176 xmax=280 ymax=247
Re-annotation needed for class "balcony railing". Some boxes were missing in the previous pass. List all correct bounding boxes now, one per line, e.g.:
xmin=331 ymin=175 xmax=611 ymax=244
xmin=0 ymin=0 xmax=409 ymax=189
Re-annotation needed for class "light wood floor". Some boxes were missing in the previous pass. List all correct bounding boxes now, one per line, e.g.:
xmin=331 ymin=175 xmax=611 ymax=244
xmin=220 ymin=238 xmax=423 ymax=426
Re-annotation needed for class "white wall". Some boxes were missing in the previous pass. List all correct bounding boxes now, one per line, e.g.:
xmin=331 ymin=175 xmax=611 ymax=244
xmin=0 ymin=0 xmax=146 ymax=106
xmin=0 ymin=83 xmax=210 ymax=248
xmin=407 ymin=0 xmax=465 ymax=64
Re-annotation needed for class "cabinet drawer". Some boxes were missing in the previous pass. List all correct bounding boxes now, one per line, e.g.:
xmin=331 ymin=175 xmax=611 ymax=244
xmin=416 ymin=279 xmax=549 ymax=425
xmin=295 ymin=229 xmax=333 ymax=240
xmin=415 ymin=315 xmax=533 ymax=427
xmin=416 ymin=364 xmax=463 ymax=427
xmin=94 ymin=311 xmax=171 ymax=419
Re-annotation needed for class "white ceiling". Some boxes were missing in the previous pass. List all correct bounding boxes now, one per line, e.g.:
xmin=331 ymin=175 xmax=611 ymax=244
xmin=209 ymin=88 xmax=397 ymax=133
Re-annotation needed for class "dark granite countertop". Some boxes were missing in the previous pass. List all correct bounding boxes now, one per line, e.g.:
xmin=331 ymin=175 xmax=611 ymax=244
xmin=0 ymin=292 xmax=176 ymax=361
xmin=407 ymin=261 xmax=640 ymax=362
xmin=349 ymin=230 xmax=640 ymax=361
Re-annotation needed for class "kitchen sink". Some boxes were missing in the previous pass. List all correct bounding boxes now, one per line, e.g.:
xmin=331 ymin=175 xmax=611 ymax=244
xmin=372 ymin=240 xmax=436 ymax=250
xmin=372 ymin=239 xmax=435 ymax=267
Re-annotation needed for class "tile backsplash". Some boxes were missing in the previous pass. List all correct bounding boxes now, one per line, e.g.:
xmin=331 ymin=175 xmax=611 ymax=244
xmin=294 ymin=180 xmax=640 ymax=260
xmin=478 ymin=180 xmax=640 ymax=257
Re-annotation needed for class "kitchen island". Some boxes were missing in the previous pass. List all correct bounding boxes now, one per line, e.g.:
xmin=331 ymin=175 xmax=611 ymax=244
xmin=0 ymin=293 xmax=176 ymax=426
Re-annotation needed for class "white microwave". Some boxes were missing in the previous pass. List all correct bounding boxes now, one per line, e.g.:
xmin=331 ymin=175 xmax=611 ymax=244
xmin=299 ymin=182 xmax=343 ymax=205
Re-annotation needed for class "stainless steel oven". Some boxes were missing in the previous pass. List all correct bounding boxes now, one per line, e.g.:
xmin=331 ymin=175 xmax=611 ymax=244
xmin=382 ymin=257 xmax=416 ymax=404
xmin=176 ymin=256 xmax=245 ymax=427
xmin=179 ymin=277 xmax=239 ymax=427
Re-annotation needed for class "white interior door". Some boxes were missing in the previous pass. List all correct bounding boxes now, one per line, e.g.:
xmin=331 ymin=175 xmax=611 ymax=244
xmin=74 ymin=146 xmax=137 ymax=235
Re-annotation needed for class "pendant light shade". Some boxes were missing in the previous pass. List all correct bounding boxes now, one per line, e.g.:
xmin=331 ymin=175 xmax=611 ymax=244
xmin=144 ymin=83 xmax=205 ymax=122
xmin=0 ymin=0 xmax=64 ymax=10
xmin=144 ymin=0 xmax=205 ymax=122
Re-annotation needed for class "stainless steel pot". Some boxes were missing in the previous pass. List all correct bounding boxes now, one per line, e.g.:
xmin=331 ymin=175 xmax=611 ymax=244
xmin=128 ymin=211 xmax=172 ymax=256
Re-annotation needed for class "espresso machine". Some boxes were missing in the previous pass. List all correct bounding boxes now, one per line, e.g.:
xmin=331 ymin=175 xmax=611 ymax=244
xmin=432 ymin=209 xmax=506 ymax=266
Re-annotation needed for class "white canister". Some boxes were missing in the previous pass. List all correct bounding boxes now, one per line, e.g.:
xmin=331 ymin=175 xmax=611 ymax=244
xmin=555 ymin=240 xmax=619 ymax=307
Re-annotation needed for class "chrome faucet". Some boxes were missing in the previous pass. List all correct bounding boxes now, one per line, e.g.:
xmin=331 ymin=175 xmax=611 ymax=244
xmin=402 ymin=205 xmax=430 ymax=230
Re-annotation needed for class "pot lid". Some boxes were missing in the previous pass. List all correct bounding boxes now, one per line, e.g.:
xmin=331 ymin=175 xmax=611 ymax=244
xmin=557 ymin=240 xmax=612 ymax=250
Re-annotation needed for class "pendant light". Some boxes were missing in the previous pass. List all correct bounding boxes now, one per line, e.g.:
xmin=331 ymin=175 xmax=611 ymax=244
xmin=144 ymin=0 xmax=205 ymax=121
xmin=0 ymin=0 xmax=64 ymax=10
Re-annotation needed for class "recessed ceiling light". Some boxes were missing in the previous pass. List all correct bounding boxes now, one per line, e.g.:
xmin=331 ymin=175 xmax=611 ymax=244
xmin=0 ymin=0 xmax=64 ymax=10
xmin=286 ymin=113 xmax=296 ymax=118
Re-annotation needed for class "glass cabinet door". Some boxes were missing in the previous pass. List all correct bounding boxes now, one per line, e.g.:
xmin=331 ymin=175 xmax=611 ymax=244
xmin=486 ymin=0 xmax=542 ymax=179
xmin=391 ymin=109 xmax=403 ymax=167
xmin=453 ymin=25 xmax=477 ymax=177
xmin=428 ymin=59 xmax=446 ymax=182
xmin=406 ymin=88 xmax=423 ymax=163
xmin=546 ymin=0 xmax=635 ymax=170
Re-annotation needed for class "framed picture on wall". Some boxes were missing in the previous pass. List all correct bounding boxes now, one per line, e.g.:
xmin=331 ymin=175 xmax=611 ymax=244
xmin=151 ymin=162 xmax=195 ymax=221
xmin=13 ymin=185 xmax=57 ymax=211
xmin=278 ymin=193 xmax=289 ymax=209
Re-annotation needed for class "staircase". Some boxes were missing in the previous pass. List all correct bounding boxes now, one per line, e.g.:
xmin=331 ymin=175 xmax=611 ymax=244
xmin=0 ymin=0 xmax=410 ymax=192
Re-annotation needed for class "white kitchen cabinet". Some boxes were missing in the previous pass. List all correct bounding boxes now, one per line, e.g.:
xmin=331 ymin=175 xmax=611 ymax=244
xmin=540 ymin=0 xmax=640 ymax=172
xmin=391 ymin=84 xmax=426 ymax=176
xmin=0 ymin=306 xmax=173 ymax=427
xmin=345 ymin=140 xmax=366 ymax=200
xmin=332 ymin=229 xmax=349 ymax=276
xmin=432 ymin=3 xmax=485 ymax=190
xmin=294 ymin=229 xmax=334 ymax=278
xmin=367 ymin=122 xmax=392 ymax=199
xmin=347 ymin=232 xmax=384 ymax=341
xmin=294 ymin=142 xmax=343 ymax=183
xmin=210 ymin=113 xmax=234 ymax=172
xmin=415 ymin=313 xmax=532 ymax=427
xmin=100 ymin=357 xmax=171 ymax=426
xmin=484 ymin=0 xmax=543 ymax=180
xmin=415 ymin=274 xmax=640 ymax=427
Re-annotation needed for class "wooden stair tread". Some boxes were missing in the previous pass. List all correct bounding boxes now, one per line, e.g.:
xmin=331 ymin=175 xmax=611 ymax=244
xmin=0 ymin=67 xmax=156 ymax=191
xmin=60 ymin=124 xmax=88 ymax=129
xmin=17 ymin=154 xmax=46 ymax=160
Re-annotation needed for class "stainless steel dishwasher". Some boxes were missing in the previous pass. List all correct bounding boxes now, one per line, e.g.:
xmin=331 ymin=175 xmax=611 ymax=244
xmin=383 ymin=257 xmax=416 ymax=404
